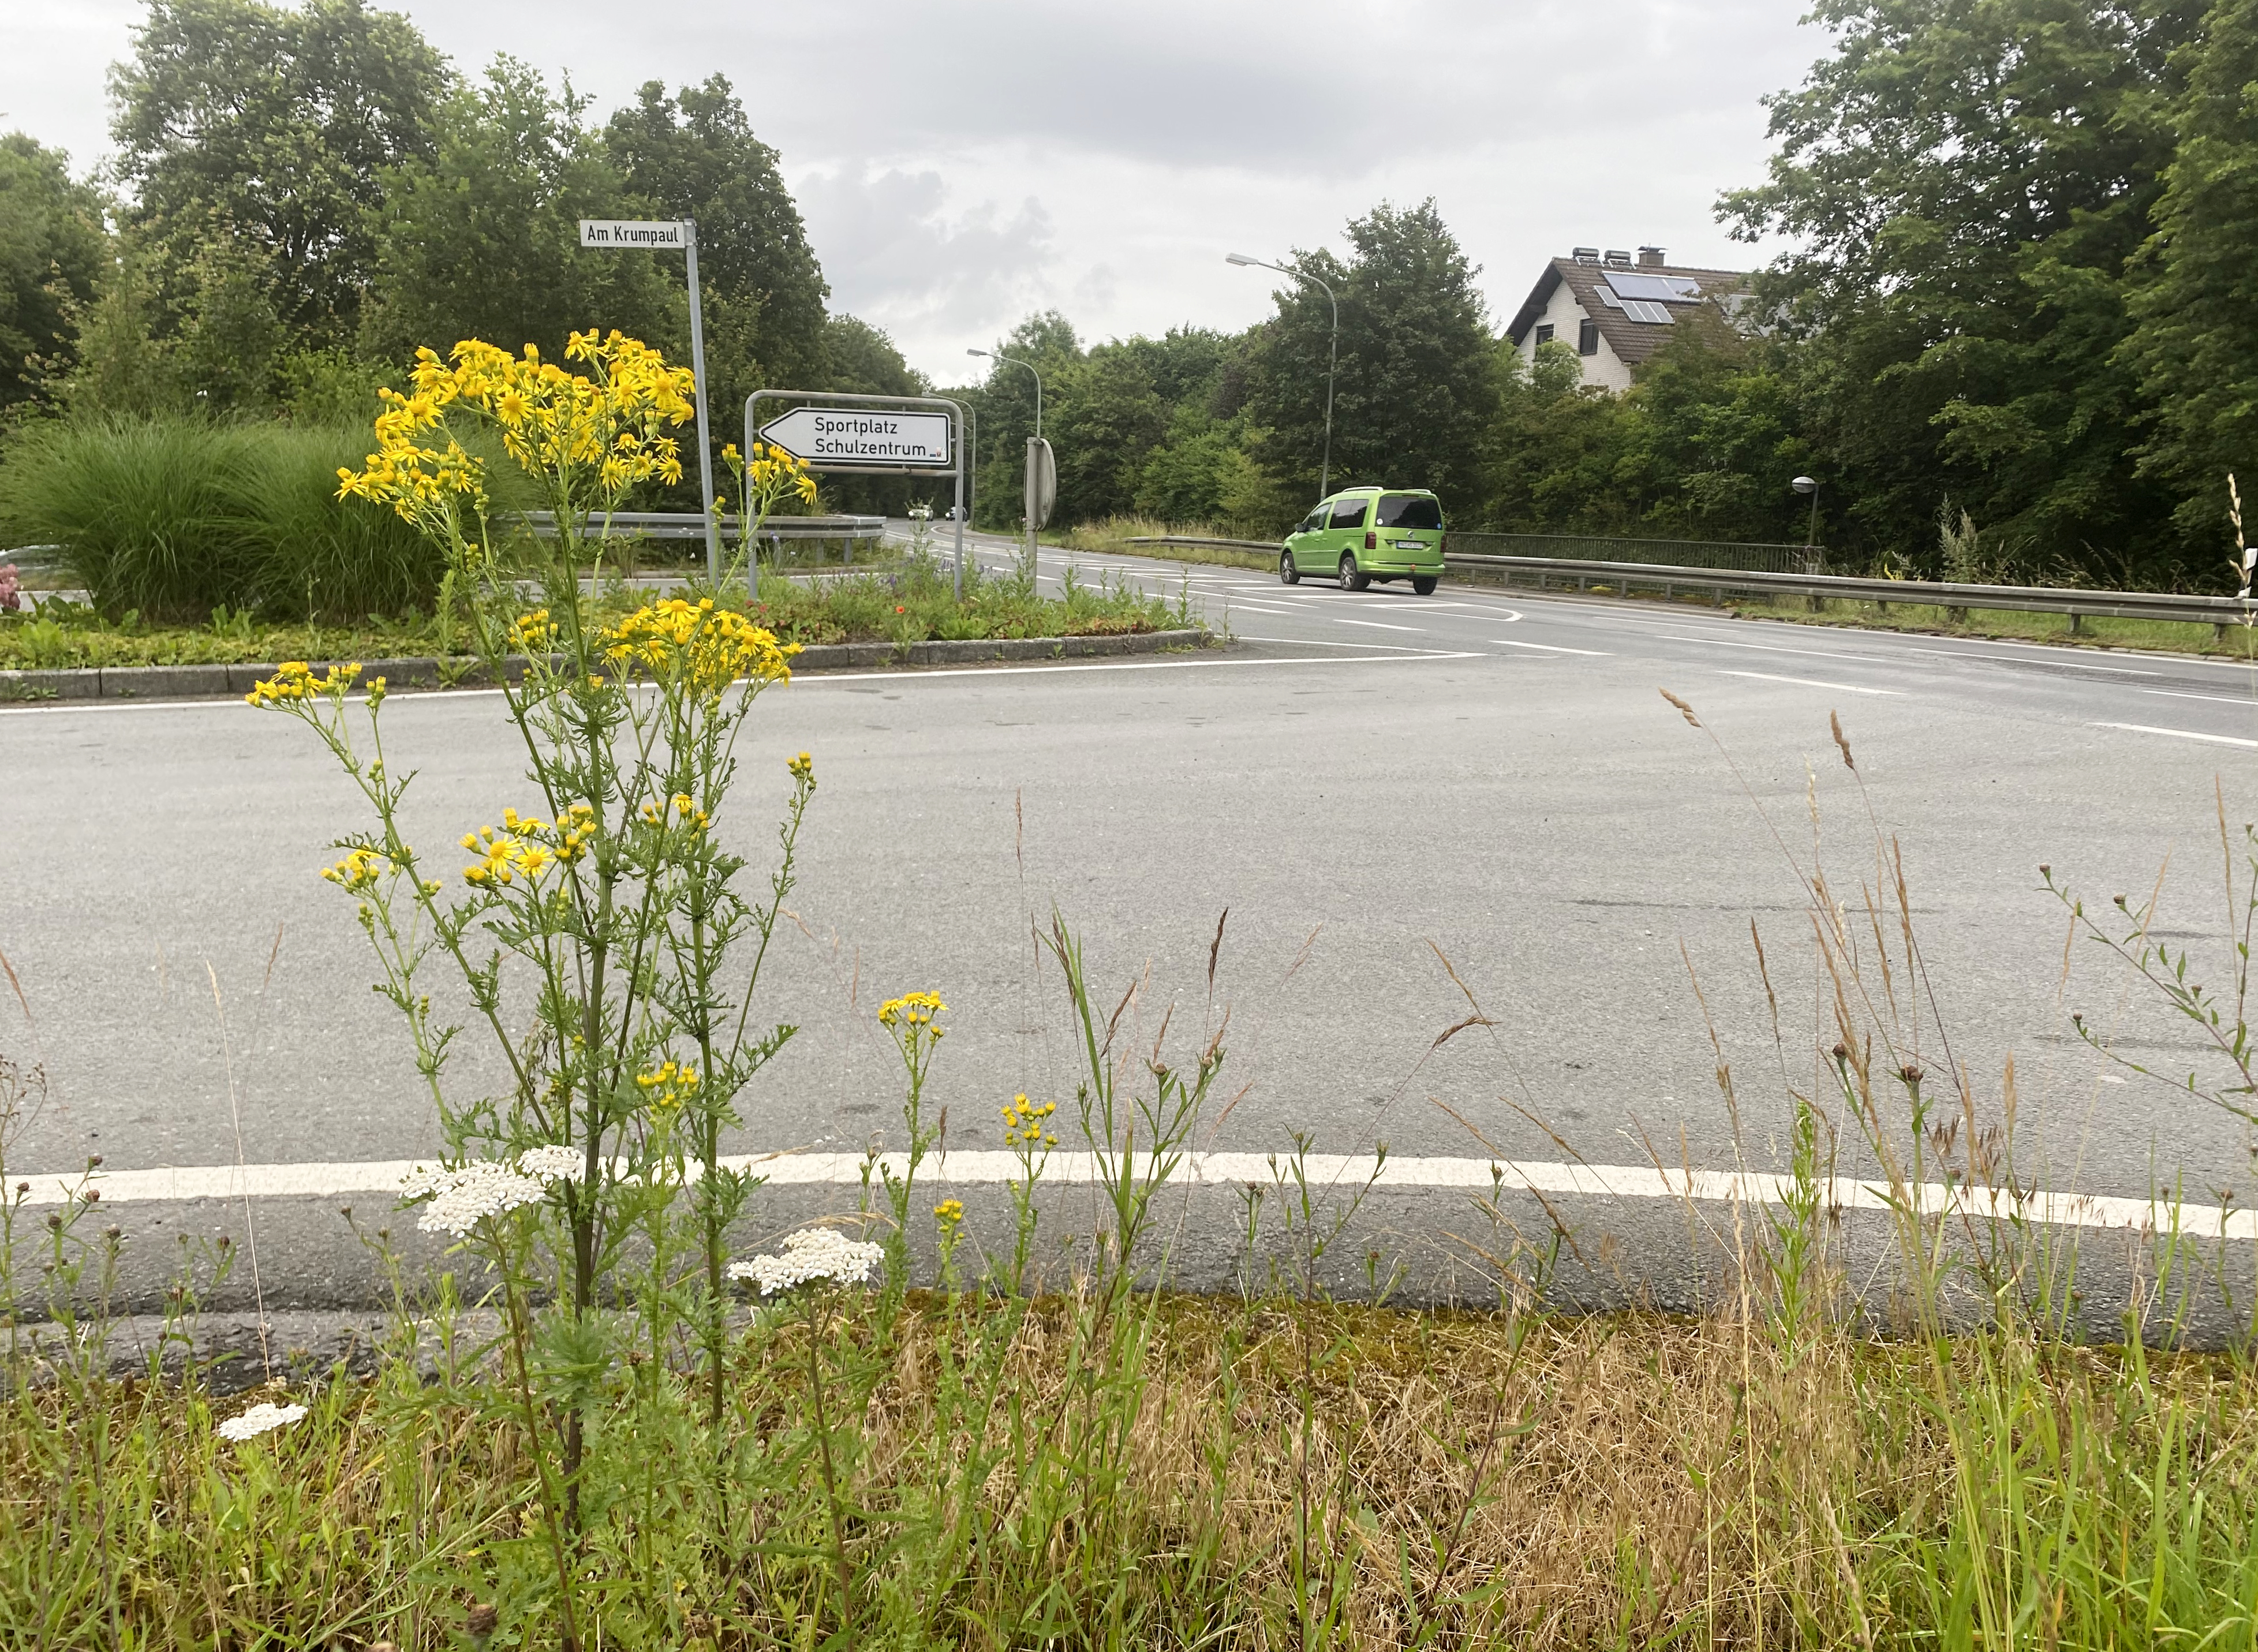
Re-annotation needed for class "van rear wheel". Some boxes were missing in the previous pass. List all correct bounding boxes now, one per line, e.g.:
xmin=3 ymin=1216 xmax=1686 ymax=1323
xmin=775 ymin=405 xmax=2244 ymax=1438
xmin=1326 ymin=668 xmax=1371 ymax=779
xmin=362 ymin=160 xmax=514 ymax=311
xmin=1411 ymin=576 xmax=1438 ymax=596
xmin=1338 ymin=554 xmax=1369 ymax=592
xmin=1279 ymin=548 xmax=1299 ymax=585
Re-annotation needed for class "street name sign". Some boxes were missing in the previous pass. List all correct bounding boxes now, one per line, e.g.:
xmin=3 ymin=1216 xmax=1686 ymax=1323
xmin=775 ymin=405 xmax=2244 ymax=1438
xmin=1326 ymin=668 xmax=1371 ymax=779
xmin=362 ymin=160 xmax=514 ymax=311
xmin=758 ymin=406 xmax=952 ymax=468
xmin=580 ymin=219 xmax=687 ymax=249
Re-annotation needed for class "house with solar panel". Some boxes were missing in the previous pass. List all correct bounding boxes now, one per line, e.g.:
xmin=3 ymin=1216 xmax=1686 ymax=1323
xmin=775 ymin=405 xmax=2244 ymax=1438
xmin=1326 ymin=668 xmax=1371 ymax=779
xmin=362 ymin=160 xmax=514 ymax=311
xmin=1504 ymin=246 xmax=1751 ymax=392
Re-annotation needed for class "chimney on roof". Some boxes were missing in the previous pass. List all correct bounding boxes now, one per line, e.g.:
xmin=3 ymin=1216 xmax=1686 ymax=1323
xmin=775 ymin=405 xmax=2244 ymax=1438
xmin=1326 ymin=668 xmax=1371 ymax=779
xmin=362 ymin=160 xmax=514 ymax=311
xmin=1571 ymin=246 xmax=1599 ymax=264
xmin=1603 ymin=249 xmax=1632 ymax=268
xmin=1637 ymin=245 xmax=1666 ymax=268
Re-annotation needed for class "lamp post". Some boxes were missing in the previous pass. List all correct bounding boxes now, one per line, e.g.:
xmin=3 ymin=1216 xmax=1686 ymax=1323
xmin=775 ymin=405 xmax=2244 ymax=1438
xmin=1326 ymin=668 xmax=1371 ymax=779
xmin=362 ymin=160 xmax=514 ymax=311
xmin=1228 ymin=251 xmax=1338 ymax=501
xmin=1792 ymin=474 xmax=1822 ymax=599
xmin=969 ymin=347 xmax=1041 ymax=441
xmin=970 ymin=347 xmax=1044 ymax=574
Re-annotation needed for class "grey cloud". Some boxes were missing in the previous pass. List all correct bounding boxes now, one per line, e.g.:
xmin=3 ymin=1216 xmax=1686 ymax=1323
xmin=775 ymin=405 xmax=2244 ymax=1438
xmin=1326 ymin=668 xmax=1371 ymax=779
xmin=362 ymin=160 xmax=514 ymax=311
xmin=795 ymin=165 xmax=1056 ymax=339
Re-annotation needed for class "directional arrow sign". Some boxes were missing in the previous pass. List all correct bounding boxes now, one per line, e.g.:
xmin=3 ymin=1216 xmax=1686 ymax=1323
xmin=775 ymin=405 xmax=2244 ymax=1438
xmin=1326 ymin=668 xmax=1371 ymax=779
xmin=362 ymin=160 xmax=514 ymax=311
xmin=758 ymin=406 xmax=952 ymax=468
xmin=580 ymin=219 xmax=687 ymax=249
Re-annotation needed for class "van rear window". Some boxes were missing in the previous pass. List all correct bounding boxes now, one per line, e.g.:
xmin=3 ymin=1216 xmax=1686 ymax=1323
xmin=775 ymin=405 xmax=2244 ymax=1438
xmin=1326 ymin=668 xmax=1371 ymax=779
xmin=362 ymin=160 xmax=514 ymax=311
xmin=1375 ymin=494 xmax=1442 ymax=530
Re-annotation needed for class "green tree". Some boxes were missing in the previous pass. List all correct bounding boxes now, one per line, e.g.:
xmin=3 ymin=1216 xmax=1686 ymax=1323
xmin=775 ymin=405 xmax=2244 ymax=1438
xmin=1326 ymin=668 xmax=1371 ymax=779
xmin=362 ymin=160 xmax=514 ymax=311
xmin=109 ymin=0 xmax=447 ymax=347
xmin=170 ymin=229 xmax=287 ymax=413
xmin=2122 ymin=0 xmax=2258 ymax=565
xmin=1134 ymin=409 xmax=1242 ymax=523
xmin=57 ymin=237 xmax=182 ymax=418
xmin=1244 ymin=200 xmax=1498 ymax=511
xmin=360 ymin=58 xmax=674 ymax=369
xmin=1616 ymin=322 xmax=1811 ymax=543
xmin=822 ymin=316 xmax=921 ymax=397
xmin=1480 ymin=340 xmax=1639 ymax=535
xmin=0 ymin=134 xmax=107 ymax=409
xmin=964 ymin=310 xmax=1080 ymax=529
xmin=1048 ymin=342 xmax=1168 ymax=522
xmin=604 ymin=76 xmax=830 ymax=413
xmin=1722 ymin=0 xmax=2201 ymax=580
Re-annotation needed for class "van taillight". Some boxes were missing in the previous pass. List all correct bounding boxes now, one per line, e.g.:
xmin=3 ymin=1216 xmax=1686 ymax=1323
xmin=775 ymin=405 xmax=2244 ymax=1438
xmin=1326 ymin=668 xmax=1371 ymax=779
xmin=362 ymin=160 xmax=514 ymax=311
xmin=1364 ymin=530 xmax=1377 ymax=550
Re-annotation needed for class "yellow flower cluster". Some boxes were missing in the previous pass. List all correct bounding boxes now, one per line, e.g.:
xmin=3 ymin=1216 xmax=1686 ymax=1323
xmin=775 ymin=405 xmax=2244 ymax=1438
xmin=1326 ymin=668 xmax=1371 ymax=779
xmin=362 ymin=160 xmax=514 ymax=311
xmin=603 ymin=597 xmax=796 ymax=696
xmin=788 ymin=750 xmax=815 ymax=785
xmin=1001 ymin=1094 xmax=1057 ymax=1149
xmin=511 ymin=609 xmax=558 ymax=649
xmin=321 ymin=848 xmax=388 ymax=892
xmin=459 ymin=825 xmax=551 ymax=887
xmin=933 ymin=1198 xmax=965 ymax=1226
xmin=878 ymin=991 xmax=946 ymax=1033
xmin=335 ymin=384 xmax=488 ymax=540
xmin=636 ymin=1059 xmax=700 ymax=1109
xmin=739 ymin=439 xmax=820 ymax=518
xmin=246 ymin=660 xmax=362 ymax=707
xmin=640 ymin=793 xmax=709 ymax=833
xmin=457 ymin=805 xmax=593 ymax=887
xmin=337 ymin=331 xmax=697 ymax=534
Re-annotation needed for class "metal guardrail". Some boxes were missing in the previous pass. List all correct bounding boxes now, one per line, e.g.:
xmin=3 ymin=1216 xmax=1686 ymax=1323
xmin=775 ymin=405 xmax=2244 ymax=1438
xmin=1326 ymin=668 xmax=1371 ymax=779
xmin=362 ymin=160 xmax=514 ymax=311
xmin=523 ymin=511 xmax=887 ymax=543
xmin=1123 ymin=533 xmax=2254 ymax=633
xmin=1451 ymin=554 xmax=2258 ymax=632
xmin=1130 ymin=530 xmax=1823 ymax=573
xmin=1447 ymin=530 xmax=1822 ymax=576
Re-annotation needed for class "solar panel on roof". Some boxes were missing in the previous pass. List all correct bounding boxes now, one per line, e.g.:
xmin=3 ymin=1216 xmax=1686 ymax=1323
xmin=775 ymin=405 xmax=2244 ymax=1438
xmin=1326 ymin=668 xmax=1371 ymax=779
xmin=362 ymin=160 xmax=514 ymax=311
xmin=1603 ymin=271 xmax=1704 ymax=304
xmin=1621 ymin=300 xmax=1674 ymax=324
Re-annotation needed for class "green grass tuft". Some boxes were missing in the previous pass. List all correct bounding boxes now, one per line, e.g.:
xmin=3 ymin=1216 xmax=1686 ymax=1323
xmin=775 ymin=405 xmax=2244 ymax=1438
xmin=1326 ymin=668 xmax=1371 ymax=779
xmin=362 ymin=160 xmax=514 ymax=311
xmin=0 ymin=416 xmax=439 ymax=622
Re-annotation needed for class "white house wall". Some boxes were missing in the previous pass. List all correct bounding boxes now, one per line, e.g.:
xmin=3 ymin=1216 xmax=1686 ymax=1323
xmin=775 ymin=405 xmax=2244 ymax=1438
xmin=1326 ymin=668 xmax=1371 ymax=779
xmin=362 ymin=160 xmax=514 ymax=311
xmin=1516 ymin=278 xmax=1632 ymax=393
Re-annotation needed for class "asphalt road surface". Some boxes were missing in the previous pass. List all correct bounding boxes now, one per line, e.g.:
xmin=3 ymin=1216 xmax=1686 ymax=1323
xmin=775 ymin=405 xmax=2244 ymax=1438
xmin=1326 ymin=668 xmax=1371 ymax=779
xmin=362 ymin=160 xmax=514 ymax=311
xmin=8 ymin=534 xmax=2258 ymax=1322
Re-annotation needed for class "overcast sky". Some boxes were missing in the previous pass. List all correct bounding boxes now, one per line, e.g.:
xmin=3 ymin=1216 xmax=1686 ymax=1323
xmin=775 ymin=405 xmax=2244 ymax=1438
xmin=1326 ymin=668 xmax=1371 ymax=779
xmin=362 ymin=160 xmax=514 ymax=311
xmin=3 ymin=0 xmax=1825 ymax=383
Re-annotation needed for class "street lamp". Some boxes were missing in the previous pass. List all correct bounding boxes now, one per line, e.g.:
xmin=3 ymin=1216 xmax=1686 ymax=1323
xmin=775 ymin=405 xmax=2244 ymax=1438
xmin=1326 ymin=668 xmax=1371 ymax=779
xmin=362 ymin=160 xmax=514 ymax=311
xmin=970 ymin=347 xmax=1045 ymax=574
xmin=1792 ymin=474 xmax=1822 ymax=582
xmin=1228 ymin=251 xmax=1338 ymax=501
xmin=968 ymin=347 xmax=1040 ymax=440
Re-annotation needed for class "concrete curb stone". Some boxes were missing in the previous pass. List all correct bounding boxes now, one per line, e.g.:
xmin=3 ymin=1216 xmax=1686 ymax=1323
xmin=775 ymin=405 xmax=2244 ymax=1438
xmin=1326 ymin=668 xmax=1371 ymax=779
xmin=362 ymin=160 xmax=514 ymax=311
xmin=0 ymin=628 xmax=1216 ymax=704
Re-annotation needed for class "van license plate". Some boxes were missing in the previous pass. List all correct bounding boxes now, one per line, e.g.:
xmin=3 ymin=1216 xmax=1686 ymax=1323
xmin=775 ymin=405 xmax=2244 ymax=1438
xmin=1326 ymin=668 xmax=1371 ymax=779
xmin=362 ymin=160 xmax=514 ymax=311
xmin=1395 ymin=539 xmax=1424 ymax=551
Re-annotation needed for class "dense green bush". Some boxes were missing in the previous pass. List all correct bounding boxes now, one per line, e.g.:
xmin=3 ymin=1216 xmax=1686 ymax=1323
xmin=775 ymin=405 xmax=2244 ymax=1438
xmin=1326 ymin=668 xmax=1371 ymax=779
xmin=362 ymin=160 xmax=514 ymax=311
xmin=0 ymin=416 xmax=439 ymax=620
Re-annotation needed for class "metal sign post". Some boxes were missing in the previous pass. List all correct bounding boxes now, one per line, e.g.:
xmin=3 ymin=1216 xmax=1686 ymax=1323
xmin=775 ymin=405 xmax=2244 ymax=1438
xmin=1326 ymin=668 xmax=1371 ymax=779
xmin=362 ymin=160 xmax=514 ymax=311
xmin=580 ymin=217 xmax=721 ymax=579
xmin=748 ymin=390 xmax=967 ymax=597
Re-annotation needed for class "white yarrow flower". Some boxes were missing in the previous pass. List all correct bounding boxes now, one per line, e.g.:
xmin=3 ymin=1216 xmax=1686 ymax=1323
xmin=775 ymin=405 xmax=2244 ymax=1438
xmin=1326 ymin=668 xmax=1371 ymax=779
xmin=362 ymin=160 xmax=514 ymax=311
xmin=399 ymin=1160 xmax=547 ymax=1236
xmin=728 ymin=1228 xmax=885 ymax=1295
xmin=218 ymin=1400 xmax=308 ymax=1442
xmin=515 ymin=1144 xmax=587 ymax=1183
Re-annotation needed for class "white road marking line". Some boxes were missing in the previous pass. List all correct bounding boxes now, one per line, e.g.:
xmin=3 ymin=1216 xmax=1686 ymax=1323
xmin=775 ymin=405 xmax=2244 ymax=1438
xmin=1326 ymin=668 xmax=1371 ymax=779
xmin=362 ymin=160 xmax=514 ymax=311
xmin=0 ymin=697 xmax=258 ymax=717
xmin=1333 ymin=618 xmax=1429 ymax=633
xmin=1423 ymin=602 xmax=1526 ymax=621
xmin=782 ymin=652 xmax=1484 ymax=684
xmin=1722 ymin=670 xmax=1902 ymax=696
xmin=24 ymin=1151 xmax=2251 ymax=1239
xmin=1232 ymin=636 xmax=1457 ymax=653
xmin=1490 ymin=638 xmax=1610 ymax=656
xmin=2144 ymin=689 xmax=2258 ymax=708
xmin=2092 ymin=722 xmax=2258 ymax=749
xmin=1915 ymin=648 xmax=2160 ymax=677
xmin=1658 ymin=633 xmax=1895 ymax=665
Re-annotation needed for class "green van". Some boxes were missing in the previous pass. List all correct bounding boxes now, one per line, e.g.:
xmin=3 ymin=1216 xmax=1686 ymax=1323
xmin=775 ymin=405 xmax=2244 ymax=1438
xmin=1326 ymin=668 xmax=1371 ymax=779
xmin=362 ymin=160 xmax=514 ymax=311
xmin=1278 ymin=487 xmax=1445 ymax=594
